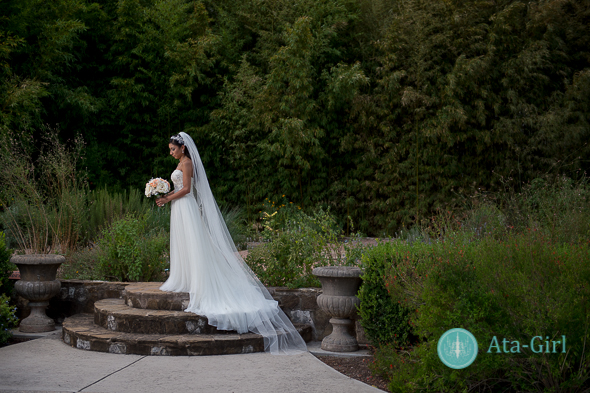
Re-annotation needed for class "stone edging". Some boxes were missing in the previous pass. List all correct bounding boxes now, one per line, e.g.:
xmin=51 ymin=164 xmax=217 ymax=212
xmin=13 ymin=279 xmax=368 ymax=344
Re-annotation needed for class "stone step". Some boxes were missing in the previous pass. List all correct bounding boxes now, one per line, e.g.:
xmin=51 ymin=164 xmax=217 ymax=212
xmin=94 ymin=298 xmax=227 ymax=335
xmin=124 ymin=282 xmax=188 ymax=311
xmin=62 ymin=313 xmax=264 ymax=356
xmin=63 ymin=313 xmax=313 ymax=356
xmin=95 ymin=299 xmax=314 ymax=343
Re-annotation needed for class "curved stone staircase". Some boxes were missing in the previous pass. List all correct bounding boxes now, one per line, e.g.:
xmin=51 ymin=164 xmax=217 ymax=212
xmin=62 ymin=283 xmax=313 ymax=356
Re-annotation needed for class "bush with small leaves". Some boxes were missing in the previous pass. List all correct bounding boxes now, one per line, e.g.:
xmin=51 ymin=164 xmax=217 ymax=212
xmin=98 ymin=213 xmax=169 ymax=282
xmin=246 ymin=206 xmax=366 ymax=288
xmin=0 ymin=232 xmax=14 ymax=297
xmin=0 ymin=294 xmax=18 ymax=345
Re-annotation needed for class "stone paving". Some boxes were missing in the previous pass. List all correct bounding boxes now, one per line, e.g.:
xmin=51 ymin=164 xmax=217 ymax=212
xmin=3 ymin=280 xmax=383 ymax=392
xmin=0 ymin=333 xmax=384 ymax=393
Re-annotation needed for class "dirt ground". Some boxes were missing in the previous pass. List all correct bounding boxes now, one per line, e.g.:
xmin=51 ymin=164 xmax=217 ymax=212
xmin=315 ymin=355 xmax=389 ymax=392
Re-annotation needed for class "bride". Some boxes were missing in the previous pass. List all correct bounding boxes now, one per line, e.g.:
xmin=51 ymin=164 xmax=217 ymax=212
xmin=155 ymin=132 xmax=307 ymax=355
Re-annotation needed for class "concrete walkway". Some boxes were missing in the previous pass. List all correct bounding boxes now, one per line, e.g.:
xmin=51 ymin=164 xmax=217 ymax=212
xmin=0 ymin=332 xmax=384 ymax=393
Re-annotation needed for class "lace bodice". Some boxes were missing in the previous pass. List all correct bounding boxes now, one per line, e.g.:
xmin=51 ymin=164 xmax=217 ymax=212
xmin=171 ymin=169 xmax=195 ymax=196
xmin=171 ymin=169 xmax=184 ymax=192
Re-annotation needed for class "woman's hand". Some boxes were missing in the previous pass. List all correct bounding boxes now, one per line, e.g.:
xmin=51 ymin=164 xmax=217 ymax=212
xmin=156 ymin=196 xmax=168 ymax=207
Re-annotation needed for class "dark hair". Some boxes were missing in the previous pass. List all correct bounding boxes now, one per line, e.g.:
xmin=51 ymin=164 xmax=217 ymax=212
xmin=169 ymin=134 xmax=191 ymax=159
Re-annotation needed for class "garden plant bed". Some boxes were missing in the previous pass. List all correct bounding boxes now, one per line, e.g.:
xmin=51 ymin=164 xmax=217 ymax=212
xmin=239 ymin=237 xmax=387 ymax=259
xmin=315 ymin=355 xmax=389 ymax=392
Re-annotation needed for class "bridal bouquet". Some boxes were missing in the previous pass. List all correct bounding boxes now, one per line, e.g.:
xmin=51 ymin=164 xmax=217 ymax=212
xmin=145 ymin=178 xmax=170 ymax=198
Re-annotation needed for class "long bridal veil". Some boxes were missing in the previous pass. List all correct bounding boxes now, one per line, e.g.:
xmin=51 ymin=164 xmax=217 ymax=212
xmin=176 ymin=131 xmax=307 ymax=355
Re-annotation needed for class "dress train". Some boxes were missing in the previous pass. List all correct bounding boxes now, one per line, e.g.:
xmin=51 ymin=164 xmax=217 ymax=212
xmin=160 ymin=170 xmax=307 ymax=354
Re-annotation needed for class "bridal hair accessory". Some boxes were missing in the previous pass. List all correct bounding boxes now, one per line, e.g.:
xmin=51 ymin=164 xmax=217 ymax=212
xmin=170 ymin=134 xmax=184 ymax=145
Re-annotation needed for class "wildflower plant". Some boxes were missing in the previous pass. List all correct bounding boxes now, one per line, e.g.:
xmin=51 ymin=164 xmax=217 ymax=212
xmin=247 ymin=198 xmax=366 ymax=288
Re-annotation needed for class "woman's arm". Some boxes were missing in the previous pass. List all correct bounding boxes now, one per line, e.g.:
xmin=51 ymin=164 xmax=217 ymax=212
xmin=156 ymin=160 xmax=193 ymax=206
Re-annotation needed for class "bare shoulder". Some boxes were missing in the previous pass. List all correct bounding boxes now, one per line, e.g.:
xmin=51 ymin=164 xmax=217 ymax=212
xmin=182 ymin=158 xmax=193 ymax=172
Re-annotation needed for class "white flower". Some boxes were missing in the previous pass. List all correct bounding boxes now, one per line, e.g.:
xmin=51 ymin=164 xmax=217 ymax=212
xmin=156 ymin=181 xmax=168 ymax=194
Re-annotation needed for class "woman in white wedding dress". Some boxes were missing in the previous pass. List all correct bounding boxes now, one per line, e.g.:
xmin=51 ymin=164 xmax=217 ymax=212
xmin=155 ymin=132 xmax=307 ymax=355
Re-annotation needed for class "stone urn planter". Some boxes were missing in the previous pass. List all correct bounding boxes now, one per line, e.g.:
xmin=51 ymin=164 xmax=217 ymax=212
xmin=312 ymin=266 xmax=362 ymax=352
xmin=12 ymin=254 xmax=64 ymax=333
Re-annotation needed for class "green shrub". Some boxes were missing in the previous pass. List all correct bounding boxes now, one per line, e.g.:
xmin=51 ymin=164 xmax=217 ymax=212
xmin=246 ymin=207 xmax=365 ymax=288
xmin=374 ymin=231 xmax=590 ymax=393
xmin=364 ymin=179 xmax=590 ymax=392
xmin=357 ymin=241 xmax=415 ymax=347
xmin=97 ymin=213 xmax=169 ymax=282
xmin=0 ymin=238 xmax=15 ymax=345
xmin=454 ymin=175 xmax=590 ymax=244
xmin=0 ymin=293 xmax=17 ymax=345
xmin=0 ymin=232 xmax=14 ymax=297
xmin=0 ymin=130 xmax=169 ymax=255
xmin=258 ymin=196 xmax=305 ymax=233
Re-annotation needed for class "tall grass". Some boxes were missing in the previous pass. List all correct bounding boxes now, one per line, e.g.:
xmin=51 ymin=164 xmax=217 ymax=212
xmin=219 ymin=204 xmax=250 ymax=250
xmin=0 ymin=129 xmax=250 ymax=259
xmin=0 ymin=129 xmax=171 ymax=254
xmin=415 ymin=175 xmax=590 ymax=244
xmin=85 ymin=187 xmax=158 ymax=242
xmin=0 ymin=130 xmax=88 ymax=253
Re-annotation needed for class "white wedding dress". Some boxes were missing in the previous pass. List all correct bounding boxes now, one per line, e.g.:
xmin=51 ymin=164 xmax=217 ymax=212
xmin=159 ymin=164 xmax=307 ymax=355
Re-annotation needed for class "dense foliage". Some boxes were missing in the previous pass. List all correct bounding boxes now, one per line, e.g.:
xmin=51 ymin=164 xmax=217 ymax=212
xmin=357 ymin=241 xmax=414 ymax=346
xmin=0 ymin=294 xmax=18 ymax=345
xmin=1 ymin=0 xmax=588 ymax=234
xmin=372 ymin=233 xmax=590 ymax=392
xmin=0 ymin=231 xmax=15 ymax=343
xmin=359 ymin=178 xmax=590 ymax=392
xmin=0 ymin=232 xmax=13 ymax=296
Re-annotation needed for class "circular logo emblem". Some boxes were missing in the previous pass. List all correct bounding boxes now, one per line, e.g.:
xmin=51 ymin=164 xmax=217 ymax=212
xmin=437 ymin=328 xmax=478 ymax=369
